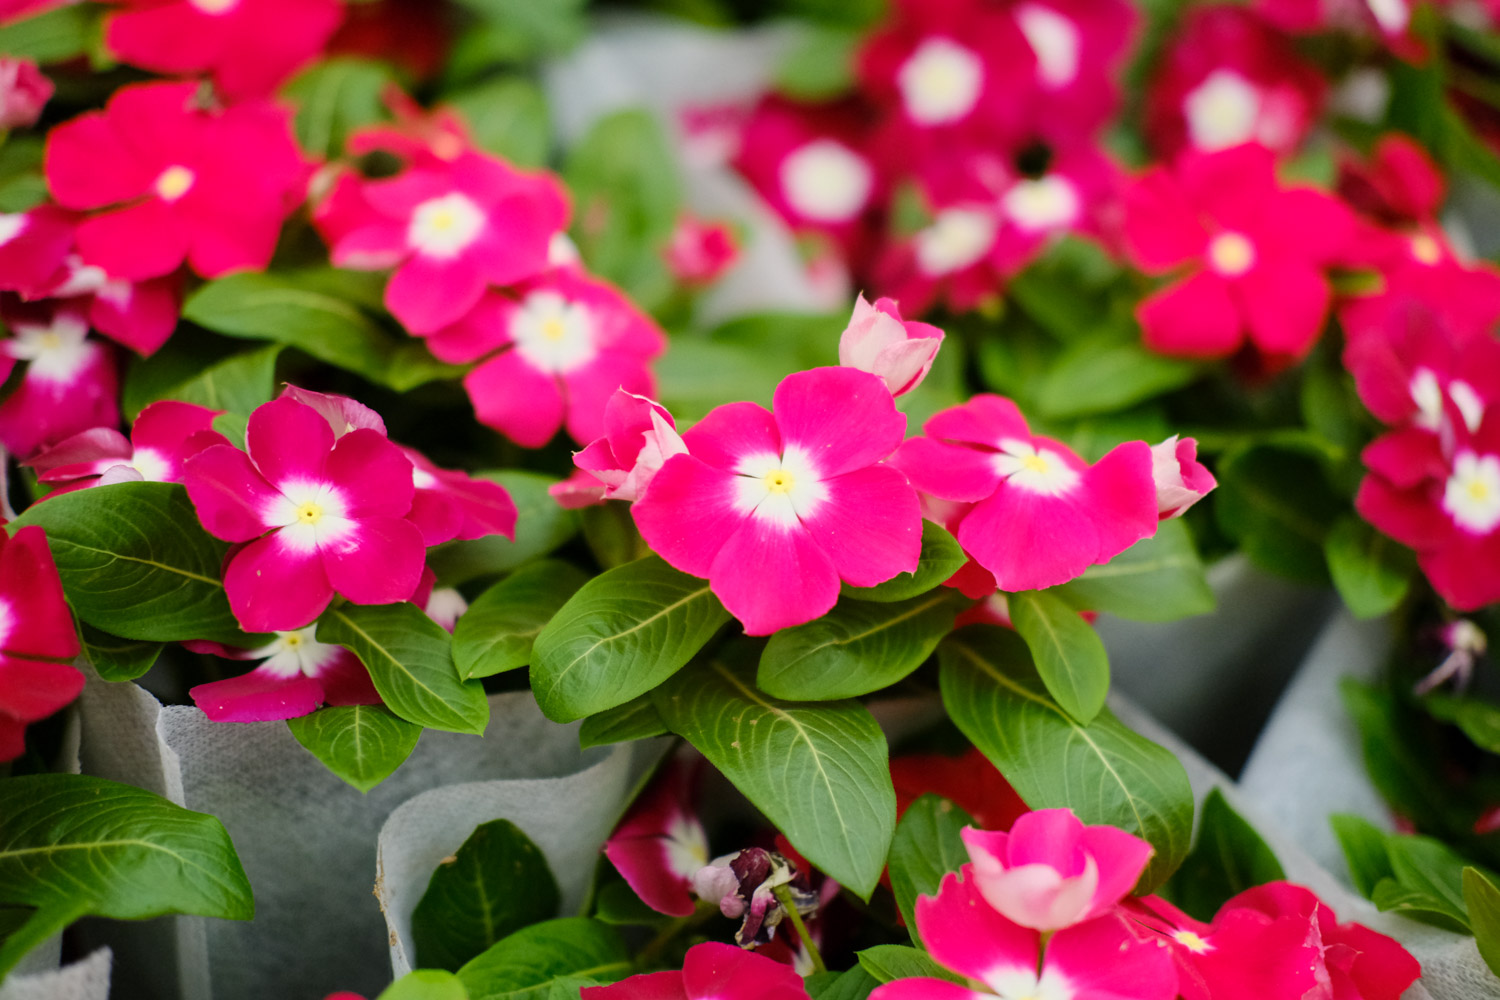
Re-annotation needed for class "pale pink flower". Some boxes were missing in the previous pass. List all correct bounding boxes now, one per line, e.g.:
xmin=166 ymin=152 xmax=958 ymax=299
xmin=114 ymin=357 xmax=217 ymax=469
xmin=837 ymin=294 xmax=944 ymax=397
xmin=1151 ymin=436 xmax=1216 ymax=519
xmin=0 ymin=526 xmax=83 ymax=762
xmin=567 ymin=390 xmax=687 ymax=505
xmin=0 ymin=57 xmax=51 ymax=129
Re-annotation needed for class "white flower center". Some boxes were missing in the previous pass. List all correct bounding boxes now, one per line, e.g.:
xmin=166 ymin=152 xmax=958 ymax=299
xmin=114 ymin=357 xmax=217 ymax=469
xmin=916 ymin=207 xmax=996 ymax=276
xmin=733 ymin=446 xmax=829 ymax=528
xmin=664 ymin=813 xmax=710 ymax=880
xmin=408 ymin=192 xmax=486 ymax=259
xmin=993 ymin=438 xmax=1080 ymax=495
xmin=0 ymin=214 xmax=25 ymax=248
xmin=412 ymin=467 xmax=438 ymax=490
xmin=509 ymin=290 xmax=598 ymax=374
xmin=252 ymin=626 xmax=344 ymax=680
xmin=5 ymin=315 xmax=93 ymax=383
xmin=1367 ymin=0 xmax=1410 ymax=33
xmin=1445 ymin=451 xmax=1500 ymax=535
xmin=1016 ymin=4 xmax=1080 ymax=89
xmin=1185 ymin=70 xmax=1262 ymax=152
xmin=190 ymin=0 xmax=240 ymax=12
xmin=0 ymin=598 xmax=12 ymax=651
xmin=1208 ymin=232 xmax=1256 ymax=276
xmin=155 ymin=165 xmax=196 ymax=203
xmin=1003 ymin=176 xmax=1080 ymax=232
xmin=984 ymin=964 xmax=1077 ymax=1000
xmin=897 ymin=37 xmax=985 ymax=125
xmin=263 ymin=480 xmax=354 ymax=553
xmin=780 ymin=140 xmax=873 ymax=223
xmin=1173 ymin=930 xmax=1214 ymax=954
xmin=130 ymin=448 xmax=172 ymax=483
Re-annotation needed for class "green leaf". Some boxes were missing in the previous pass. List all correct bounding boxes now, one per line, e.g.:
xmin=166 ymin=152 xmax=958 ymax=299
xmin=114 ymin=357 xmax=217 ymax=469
xmin=652 ymin=659 xmax=896 ymax=899
xmin=1382 ymin=833 xmax=1473 ymax=932
xmin=1033 ymin=338 xmax=1198 ymax=419
xmin=842 ymin=521 xmax=967 ymax=603
xmin=318 ymin=603 xmax=489 ymax=736
xmin=448 ymin=78 xmax=551 ymax=168
xmin=78 ymin=622 xmax=162 ymax=683
xmin=855 ymin=945 xmax=962 ymax=985
xmin=125 ymin=345 xmax=282 ymax=421
xmin=428 ymin=472 xmax=580 ymax=586
xmin=456 ymin=917 xmax=630 ymax=1000
xmin=774 ymin=25 xmax=859 ymax=100
xmin=1051 ymin=520 xmax=1215 ymax=623
xmin=0 ymin=774 xmax=252 ymax=976
xmin=531 ymin=556 xmax=730 ymax=722
xmin=283 ymin=57 xmax=396 ymax=161
xmin=8 ymin=482 xmax=248 ymax=643
xmin=1324 ymin=516 xmax=1415 ymax=620
xmin=1447 ymin=699 xmax=1500 ymax=754
xmin=887 ymin=794 xmax=972 ymax=946
xmin=0 ymin=4 xmax=96 ymax=62
xmin=591 ymin=878 xmax=674 ymax=927
xmin=939 ymin=626 xmax=1193 ymax=892
xmin=1167 ymin=789 xmax=1285 ymax=922
xmin=1331 ymin=814 xmax=1395 ymax=900
xmin=0 ymin=898 xmax=92 ymax=981
xmin=449 ymin=0 xmax=586 ymax=56
xmin=286 ymin=704 xmax=422 ymax=794
xmin=1371 ymin=877 xmax=1470 ymax=934
xmin=577 ymin=696 xmax=668 ymax=750
xmin=212 ymin=412 xmax=249 ymax=449
xmin=1464 ymin=867 xmax=1500 ymax=978
xmin=1215 ymin=442 xmax=1343 ymax=585
xmin=383 ymin=341 xmax=468 ymax=392
xmin=413 ymin=820 xmax=562 ymax=972
xmin=805 ymin=967 xmax=878 ymax=1000
xmin=1008 ymin=590 xmax=1110 ymax=725
xmin=454 ymin=561 xmax=589 ymax=680
xmin=379 ymin=969 xmax=470 ymax=1000
xmin=757 ymin=590 xmax=964 ymax=701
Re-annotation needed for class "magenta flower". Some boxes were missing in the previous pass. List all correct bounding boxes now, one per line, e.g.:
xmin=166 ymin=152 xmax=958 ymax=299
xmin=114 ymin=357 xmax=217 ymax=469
xmin=0 ymin=205 xmax=75 ymax=298
xmin=402 ymin=446 xmax=517 ymax=547
xmin=1255 ymin=0 xmax=1422 ymax=58
xmin=0 ymin=527 xmax=83 ymax=762
xmin=183 ymin=396 xmax=426 ymax=633
xmin=581 ymin=942 xmax=809 ymax=1000
xmin=1123 ymin=144 xmax=1354 ymax=366
xmin=427 ymin=270 xmax=666 ymax=447
xmin=102 ymin=0 xmax=344 ymax=100
xmin=324 ymin=151 xmax=568 ymax=334
xmin=664 ymin=214 xmax=739 ymax=287
xmin=28 ymin=400 xmax=226 ymax=496
xmin=838 ymin=295 xmax=944 ymax=398
xmin=38 ymin=254 xmax=183 ymax=358
xmin=45 ymin=82 xmax=309 ymax=282
xmin=0 ymin=304 xmax=119 ymax=459
xmin=565 ymin=389 xmax=688 ymax=507
xmin=1151 ymin=436 xmax=1216 ymax=519
xmin=0 ymin=57 xmax=51 ymax=129
xmin=604 ymin=759 xmax=710 ymax=917
xmin=187 ymin=627 xmax=379 ymax=723
xmin=895 ymin=395 xmax=1158 ymax=592
xmin=960 ymin=810 xmax=1154 ymax=932
xmin=871 ymin=868 xmax=1177 ymax=1000
xmin=633 ymin=367 xmax=922 ymax=635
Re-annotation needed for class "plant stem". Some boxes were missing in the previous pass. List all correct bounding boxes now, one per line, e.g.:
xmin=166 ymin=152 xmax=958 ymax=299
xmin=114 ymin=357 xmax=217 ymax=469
xmin=772 ymin=884 xmax=826 ymax=974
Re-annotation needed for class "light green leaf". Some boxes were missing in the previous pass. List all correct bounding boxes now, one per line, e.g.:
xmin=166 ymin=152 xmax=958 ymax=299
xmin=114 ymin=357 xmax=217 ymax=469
xmin=379 ymin=969 xmax=469 ymax=1000
xmin=1331 ymin=813 xmax=1395 ymax=900
xmin=448 ymin=77 xmax=551 ymax=168
xmin=855 ymin=945 xmax=962 ymax=985
xmin=1324 ymin=516 xmax=1415 ymax=620
xmin=318 ymin=603 xmax=489 ymax=736
xmin=283 ymin=57 xmax=395 ymax=161
xmin=124 ymin=345 xmax=282 ymax=420
xmin=939 ymin=626 xmax=1193 ymax=892
xmin=427 ymin=472 xmax=580 ymax=586
xmin=1033 ymin=337 xmax=1198 ymax=419
xmin=457 ymin=917 xmax=630 ymax=1000
xmin=1167 ymin=788 xmax=1284 ymax=922
xmin=757 ymin=590 xmax=964 ymax=701
xmin=454 ymin=561 xmax=589 ymax=680
xmin=842 ymin=521 xmax=967 ymax=603
xmin=1464 ymin=868 xmax=1500 ymax=978
xmin=0 ymin=898 xmax=92 ymax=980
xmin=413 ymin=820 xmax=561 ymax=972
xmin=653 ymin=659 xmax=895 ymax=899
xmin=0 ymin=4 xmax=96 ymax=62
xmin=1051 ymin=520 xmax=1215 ymax=622
xmin=286 ymin=704 xmax=422 ymax=793
xmin=1383 ymin=834 xmax=1473 ymax=931
xmin=655 ymin=313 xmax=841 ymax=422
xmin=805 ymin=967 xmax=878 ymax=1000
xmin=212 ymin=412 xmax=249 ymax=449
xmin=531 ymin=556 xmax=729 ymax=722
xmin=887 ymin=794 xmax=972 ymax=945
xmin=1371 ymin=878 xmax=1470 ymax=933
xmin=1008 ymin=590 xmax=1110 ymax=725
xmin=577 ymin=696 xmax=668 ymax=750
xmin=591 ymin=879 xmax=674 ymax=928
xmin=774 ymin=25 xmax=859 ymax=100
xmin=78 ymin=622 xmax=162 ymax=683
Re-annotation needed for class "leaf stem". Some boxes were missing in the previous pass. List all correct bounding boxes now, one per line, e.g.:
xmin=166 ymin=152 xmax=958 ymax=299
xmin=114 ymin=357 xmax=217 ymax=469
xmin=773 ymin=884 xmax=826 ymax=974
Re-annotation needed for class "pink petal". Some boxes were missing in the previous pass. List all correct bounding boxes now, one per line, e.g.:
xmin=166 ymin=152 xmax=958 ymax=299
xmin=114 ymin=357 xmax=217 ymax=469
xmin=330 ymin=218 xmax=410 ymax=271
xmin=428 ymin=468 xmax=517 ymax=541
xmin=75 ymin=200 xmax=190 ymax=282
xmin=105 ymin=4 xmax=231 ymax=76
xmin=464 ymin=349 xmax=566 ymax=448
xmin=0 ymin=206 xmax=74 ymax=296
xmin=1081 ymin=441 xmax=1159 ymax=558
xmin=924 ymin=395 xmax=1032 ymax=450
xmin=190 ymin=665 xmax=325 ymax=723
xmin=45 ymin=111 xmax=152 ymax=209
xmin=916 ymin=869 xmax=1041 ymax=983
xmin=90 ymin=272 xmax=181 ymax=356
xmin=958 ymin=489 xmax=1102 ymax=594
xmin=1355 ymin=475 xmax=1449 ymax=550
xmin=1138 ymin=272 xmax=1243 ymax=358
xmin=208 ymin=0 xmax=342 ymax=99
xmin=1000 ymin=810 xmax=1088 ymax=873
xmin=386 ymin=253 xmax=488 ymax=335
xmin=0 ymin=527 xmax=80 ymax=661
xmin=708 ymin=519 xmax=840 ymax=635
xmin=681 ymin=941 xmax=808 ymax=1000
xmin=320 ymin=516 xmax=426 ymax=607
xmin=425 ymin=291 xmax=510 ymax=364
xmin=132 ymin=399 xmax=222 ymax=455
xmin=801 ymin=464 xmax=922 ymax=587
xmin=582 ymin=971 xmax=687 ymax=1000
xmin=468 ymin=195 xmax=566 ymax=287
xmin=184 ymin=444 xmax=283 ymax=542
xmin=0 ymin=657 xmax=85 ymax=721
xmin=28 ymin=427 xmax=132 ymax=481
xmin=604 ymin=836 xmax=697 ymax=917
xmin=323 ymin=428 xmax=415 ymax=519
xmin=0 ymin=714 xmax=25 ymax=762
xmin=869 ymin=981 xmax=990 ymax=1000
xmin=892 ymin=437 xmax=1000 ymax=503
xmin=317 ymin=649 xmax=382 ymax=706
xmin=1238 ymin=263 xmax=1331 ymax=361
xmin=1123 ymin=167 xmax=1206 ymax=273
xmin=632 ymin=456 xmax=751 ymax=578
xmin=1362 ymin=428 xmax=1446 ymax=490
xmin=1044 ymin=914 xmax=1178 ymax=999
xmin=771 ymin=367 xmax=906 ymax=477
xmin=225 ymin=533 xmax=336 ymax=633
xmin=247 ymin=397 xmax=335 ymax=490
xmin=561 ymin=352 xmax=656 ymax=446
xmin=1079 ymin=825 xmax=1156 ymax=913
xmin=406 ymin=490 xmax=462 ymax=546
xmin=681 ymin=401 xmax=782 ymax=472
xmin=1422 ymin=530 xmax=1500 ymax=612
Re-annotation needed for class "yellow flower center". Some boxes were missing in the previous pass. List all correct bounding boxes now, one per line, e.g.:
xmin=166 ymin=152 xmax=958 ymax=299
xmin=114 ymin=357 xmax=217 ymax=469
xmin=1208 ymin=232 xmax=1255 ymax=276
xmin=427 ymin=208 xmax=458 ymax=233
xmin=284 ymin=633 xmax=303 ymax=649
xmin=296 ymin=501 xmax=323 ymax=525
xmin=1410 ymin=233 xmax=1442 ymax=265
xmin=541 ymin=317 xmax=567 ymax=341
xmin=764 ymin=469 xmax=795 ymax=493
xmin=1174 ymin=930 xmax=1212 ymax=954
xmin=1022 ymin=453 xmax=1049 ymax=474
xmin=36 ymin=331 xmax=62 ymax=353
xmin=1470 ymin=478 xmax=1492 ymax=504
xmin=155 ymin=165 xmax=195 ymax=203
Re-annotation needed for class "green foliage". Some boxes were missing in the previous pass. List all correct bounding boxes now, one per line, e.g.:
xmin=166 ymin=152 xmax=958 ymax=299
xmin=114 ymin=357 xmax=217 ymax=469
xmin=413 ymin=820 xmax=561 ymax=972
xmin=123 ymin=343 xmax=282 ymax=421
xmin=284 ymin=57 xmax=396 ymax=161
xmin=286 ymin=705 xmax=423 ymax=793
xmin=448 ymin=0 xmax=587 ymax=58
xmin=448 ymin=78 xmax=551 ymax=168
xmin=454 ymin=560 xmax=589 ymax=679
xmin=939 ymin=626 xmax=1193 ymax=891
xmin=806 ymin=968 xmax=878 ymax=1000
xmin=380 ymin=970 xmax=470 ymax=1000
xmin=1324 ymin=516 xmax=1414 ymax=620
xmin=1167 ymin=789 xmax=1285 ymax=922
xmin=1464 ymin=868 xmax=1500 ymax=978
xmin=1051 ymin=520 xmax=1215 ymax=622
xmin=0 ymin=4 xmax=98 ymax=62
xmin=1008 ymin=590 xmax=1110 ymax=725
xmin=1214 ymin=440 xmax=1344 ymax=584
xmin=887 ymin=794 xmax=972 ymax=945
xmin=856 ymin=945 xmax=962 ymax=985
xmin=1032 ymin=337 xmax=1199 ymax=420
xmin=654 ymin=313 xmax=843 ymax=422
xmin=455 ymin=917 xmax=630 ymax=1000
xmin=841 ymin=522 xmax=967 ymax=603
xmin=78 ymin=622 xmax=162 ymax=683
xmin=427 ymin=472 xmax=580 ymax=587
xmin=653 ymin=659 xmax=896 ymax=899
xmin=1332 ymin=814 xmax=1483 ymax=934
xmin=578 ymin=696 xmax=668 ymax=750
xmin=775 ymin=25 xmax=860 ymax=100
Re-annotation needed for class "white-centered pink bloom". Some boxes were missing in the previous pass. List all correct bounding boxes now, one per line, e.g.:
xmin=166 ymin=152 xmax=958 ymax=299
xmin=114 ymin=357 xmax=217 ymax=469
xmin=186 ymin=627 xmax=379 ymax=723
xmin=0 ymin=304 xmax=119 ymax=459
xmin=0 ymin=205 xmax=75 ymax=299
xmin=183 ymin=396 xmax=425 ymax=633
xmin=565 ymin=390 xmax=687 ymax=507
xmin=0 ymin=526 xmax=84 ymax=762
xmin=603 ymin=759 xmax=710 ymax=917
xmin=960 ymin=810 xmax=1155 ymax=931
xmin=633 ymin=367 xmax=921 ymax=634
xmin=1151 ymin=436 xmax=1216 ymax=519
xmin=402 ymin=446 xmax=517 ymax=547
xmin=323 ymin=151 xmax=568 ymax=334
xmin=895 ymin=395 xmax=1158 ymax=593
xmin=0 ymin=57 xmax=50 ymax=129
xmin=838 ymin=294 xmax=944 ymax=397
xmin=28 ymin=400 xmax=225 ymax=495
xmin=34 ymin=250 xmax=183 ymax=357
xmin=581 ymin=942 xmax=809 ymax=1000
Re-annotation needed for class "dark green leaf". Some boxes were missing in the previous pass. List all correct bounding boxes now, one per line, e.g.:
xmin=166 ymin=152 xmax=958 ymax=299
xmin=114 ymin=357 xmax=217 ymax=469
xmin=78 ymin=622 xmax=162 ymax=683
xmin=1324 ymin=516 xmax=1415 ymax=620
xmin=383 ymin=341 xmax=468 ymax=392
xmin=531 ymin=556 xmax=730 ymax=722
xmin=757 ymin=590 xmax=964 ymax=701
xmin=0 ymin=4 xmax=96 ymax=62
xmin=8 ymin=482 xmax=248 ymax=643
xmin=1051 ymin=520 xmax=1215 ymax=622
xmin=1464 ymin=867 xmax=1500 ymax=978
xmin=1331 ymin=814 xmax=1395 ymax=900
xmin=591 ymin=879 xmax=674 ymax=927
xmin=1008 ymin=590 xmax=1110 ymax=725
xmin=1215 ymin=442 xmax=1343 ymax=585
xmin=577 ymin=696 xmax=668 ymax=750
xmin=888 ymin=794 xmax=972 ymax=945
xmin=318 ymin=603 xmax=489 ymax=736
xmin=457 ymin=917 xmax=630 ymax=1000
xmin=805 ymin=967 xmax=878 ymax=1000
xmin=283 ymin=57 xmax=395 ymax=161
xmin=449 ymin=78 xmax=551 ymax=168
xmin=454 ymin=560 xmax=589 ymax=680
xmin=1371 ymin=877 xmax=1470 ymax=934
xmin=939 ymin=626 xmax=1193 ymax=891
xmin=855 ymin=945 xmax=962 ymax=985
xmin=286 ymin=704 xmax=422 ymax=793
xmin=125 ymin=345 xmax=281 ymax=420
xmin=842 ymin=521 xmax=967 ymax=603
xmin=653 ymin=660 xmax=895 ymax=899
xmin=580 ymin=503 xmax=644 ymax=571
xmin=1033 ymin=338 xmax=1198 ymax=419
xmin=379 ymin=969 xmax=469 ymax=1000
xmin=1168 ymin=789 xmax=1284 ymax=922
xmin=428 ymin=472 xmax=580 ymax=586
xmin=413 ymin=820 xmax=561 ymax=972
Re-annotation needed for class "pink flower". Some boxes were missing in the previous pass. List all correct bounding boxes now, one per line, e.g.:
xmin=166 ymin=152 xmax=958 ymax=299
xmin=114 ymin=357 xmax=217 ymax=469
xmin=567 ymin=389 xmax=687 ymax=505
xmin=0 ymin=526 xmax=84 ymax=762
xmin=183 ymin=396 xmax=426 ymax=633
xmin=665 ymin=214 xmax=738 ymax=287
xmin=0 ymin=57 xmax=51 ymax=129
xmin=402 ymin=446 xmax=517 ymax=546
xmin=1255 ymin=0 xmax=1422 ymax=58
xmin=0 ymin=303 xmax=118 ymax=459
xmin=28 ymin=399 xmax=226 ymax=495
xmin=632 ymin=367 xmax=922 ymax=635
xmin=102 ymin=0 xmax=345 ymax=100
xmin=187 ymin=626 xmax=379 ymax=723
xmin=45 ymin=81 xmax=310 ymax=281
xmin=838 ymin=295 xmax=944 ymax=397
xmin=279 ymin=384 xmax=388 ymax=438
xmin=603 ymin=759 xmax=710 ymax=917
xmin=322 ymin=150 xmax=568 ymax=334
xmin=1151 ymin=436 xmax=1216 ymax=519
xmin=1343 ymin=303 xmax=1500 ymax=434
xmin=0 ymin=205 xmax=75 ymax=298
xmin=1123 ymin=144 xmax=1354 ymax=366
xmin=427 ymin=270 xmax=665 ymax=447
xmin=959 ymin=809 xmax=1154 ymax=931
xmin=872 ymin=867 xmax=1177 ymax=1000
xmin=35 ymin=252 xmax=182 ymax=357
xmin=581 ymin=942 xmax=809 ymax=1000
xmin=894 ymin=395 xmax=1158 ymax=592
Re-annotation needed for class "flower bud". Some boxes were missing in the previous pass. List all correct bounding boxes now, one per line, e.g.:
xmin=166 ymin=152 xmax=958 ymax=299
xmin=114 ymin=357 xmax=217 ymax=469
xmin=838 ymin=294 xmax=944 ymax=397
